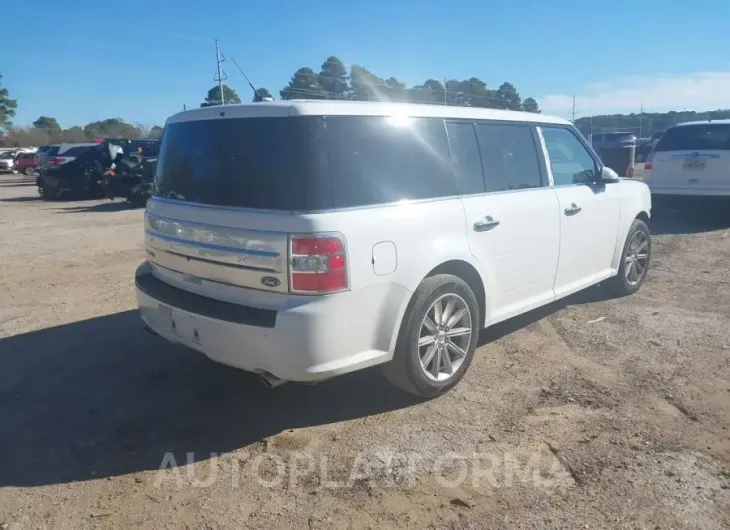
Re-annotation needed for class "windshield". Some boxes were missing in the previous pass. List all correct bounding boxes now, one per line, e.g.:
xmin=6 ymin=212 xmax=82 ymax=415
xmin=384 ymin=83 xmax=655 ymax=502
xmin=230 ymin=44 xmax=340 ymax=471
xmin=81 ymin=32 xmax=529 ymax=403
xmin=655 ymin=123 xmax=730 ymax=151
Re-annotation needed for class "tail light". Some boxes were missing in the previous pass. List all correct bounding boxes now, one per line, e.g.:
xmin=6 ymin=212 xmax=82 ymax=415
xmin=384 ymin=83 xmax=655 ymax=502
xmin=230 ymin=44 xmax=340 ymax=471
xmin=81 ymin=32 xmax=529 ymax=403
xmin=644 ymin=151 xmax=654 ymax=171
xmin=49 ymin=157 xmax=66 ymax=165
xmin=289 ymin=234 xmax=348 ymax=294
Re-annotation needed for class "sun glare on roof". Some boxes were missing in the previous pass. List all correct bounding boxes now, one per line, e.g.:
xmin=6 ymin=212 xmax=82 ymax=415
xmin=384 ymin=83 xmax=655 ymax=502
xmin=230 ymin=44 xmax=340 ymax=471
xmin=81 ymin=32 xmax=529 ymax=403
xmin=385 ymin=115 xmax=414 ymax=128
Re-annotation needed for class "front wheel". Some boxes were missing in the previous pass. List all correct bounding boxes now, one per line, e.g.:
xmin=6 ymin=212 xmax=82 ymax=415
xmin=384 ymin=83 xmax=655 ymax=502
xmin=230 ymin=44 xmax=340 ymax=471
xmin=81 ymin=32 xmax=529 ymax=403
xmin=383 ymin=274 xmax=480 ymax=398
xmin=606 ymin=218 xmax=651 ymax=296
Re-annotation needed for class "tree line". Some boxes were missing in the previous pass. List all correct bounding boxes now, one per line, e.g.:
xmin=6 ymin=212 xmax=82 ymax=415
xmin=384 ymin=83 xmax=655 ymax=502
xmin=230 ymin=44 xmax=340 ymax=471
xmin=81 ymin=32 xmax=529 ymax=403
xmin=1 ymin=116 xmax=163 ymax=148
xmin=4 ymin=64 xmax=730 ymax=149
xmin=575 ymin=109 xmax=730 ymax=140
xmin=273 ymin=56 xmax=540 ymax=112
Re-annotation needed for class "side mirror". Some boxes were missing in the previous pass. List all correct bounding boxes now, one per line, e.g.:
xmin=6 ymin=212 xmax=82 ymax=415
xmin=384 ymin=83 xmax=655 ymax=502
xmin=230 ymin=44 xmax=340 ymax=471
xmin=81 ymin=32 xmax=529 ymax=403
xmin=599 ymin=166 xmax=620 ymax=183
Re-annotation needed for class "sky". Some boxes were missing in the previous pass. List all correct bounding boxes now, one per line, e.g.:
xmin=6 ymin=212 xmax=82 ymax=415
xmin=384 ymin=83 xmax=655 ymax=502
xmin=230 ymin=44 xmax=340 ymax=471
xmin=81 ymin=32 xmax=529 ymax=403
xmin=3 ymin=0 xmax=730 ymax=128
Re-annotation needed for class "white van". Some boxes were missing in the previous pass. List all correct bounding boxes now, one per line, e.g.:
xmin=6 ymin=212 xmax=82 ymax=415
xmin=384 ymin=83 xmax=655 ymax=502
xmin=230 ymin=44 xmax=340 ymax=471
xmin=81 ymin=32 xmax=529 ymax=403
xmin=644 ymin=120 xmax=730 ymax=197
xmin=136 ymin=101 xmax=652 ymax=398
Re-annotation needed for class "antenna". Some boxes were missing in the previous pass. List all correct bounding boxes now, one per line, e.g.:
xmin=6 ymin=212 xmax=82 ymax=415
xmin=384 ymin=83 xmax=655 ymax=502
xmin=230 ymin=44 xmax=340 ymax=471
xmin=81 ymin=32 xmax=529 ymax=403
xmin=231 ymin=57 xmax=271 ymax=101
xmin=214 ymin=38 xmax=228 ymax=105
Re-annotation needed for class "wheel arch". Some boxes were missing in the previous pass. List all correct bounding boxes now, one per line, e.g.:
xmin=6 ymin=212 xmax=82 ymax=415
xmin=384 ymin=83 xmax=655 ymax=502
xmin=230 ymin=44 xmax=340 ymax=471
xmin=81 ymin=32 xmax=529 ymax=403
xmin=386 ymin=258 xmax=488 ymax=353
xmin=425 ymin=260 xmax=486 ymax=328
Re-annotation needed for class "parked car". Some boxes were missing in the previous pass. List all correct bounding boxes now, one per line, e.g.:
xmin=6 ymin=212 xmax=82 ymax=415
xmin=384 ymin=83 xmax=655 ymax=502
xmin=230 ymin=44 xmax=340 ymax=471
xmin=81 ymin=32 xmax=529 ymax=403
xmin=35 ymin=143 xmax=98 ymax=171
xmin=15 ymin=152 xmax=39 ymax=175
xmin=0 ymin=151 xmax=18 ymax=173
xmin=644 ymin=120 xmax=730 ymax=198
xmin=136 ymin=100 xmax=652 ymax=398
xmin=36 ymin=143 xmax=111 ymax=200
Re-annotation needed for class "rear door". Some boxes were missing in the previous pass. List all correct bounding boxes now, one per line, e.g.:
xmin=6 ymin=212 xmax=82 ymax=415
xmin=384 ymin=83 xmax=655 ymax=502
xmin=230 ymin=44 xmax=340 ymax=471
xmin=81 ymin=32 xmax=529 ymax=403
xmin=648 ymin=123 xmax=730 ymax=193
xmin=452 ymin=120 xmax=561 ymax=325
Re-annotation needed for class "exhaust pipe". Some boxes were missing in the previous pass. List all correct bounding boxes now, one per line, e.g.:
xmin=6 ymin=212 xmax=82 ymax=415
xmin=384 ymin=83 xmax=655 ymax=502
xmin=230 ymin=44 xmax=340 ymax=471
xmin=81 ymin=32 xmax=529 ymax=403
xmin=259 ymin=372 xmax=286 ymax=389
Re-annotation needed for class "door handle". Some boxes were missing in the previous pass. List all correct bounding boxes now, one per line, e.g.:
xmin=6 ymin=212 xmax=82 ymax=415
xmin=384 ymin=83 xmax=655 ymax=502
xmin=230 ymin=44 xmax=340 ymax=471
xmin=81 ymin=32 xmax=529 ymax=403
xmin=474 ymin=216 xmax=500 ymax=232
xmin=564 ymin=203 xmax=582 ymax=216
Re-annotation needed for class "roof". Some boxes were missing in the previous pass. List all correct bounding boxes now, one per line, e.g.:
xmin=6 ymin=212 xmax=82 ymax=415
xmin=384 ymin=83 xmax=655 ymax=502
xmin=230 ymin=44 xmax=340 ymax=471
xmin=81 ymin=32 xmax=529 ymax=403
xmin=166 ymin=100 xmax=570 ymax=126
xmin=673 ymin=119 xmax=730 ymax=128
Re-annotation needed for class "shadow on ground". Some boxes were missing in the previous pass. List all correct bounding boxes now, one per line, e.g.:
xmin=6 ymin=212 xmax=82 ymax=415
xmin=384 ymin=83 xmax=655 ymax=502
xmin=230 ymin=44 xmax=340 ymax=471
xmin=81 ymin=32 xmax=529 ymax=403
xmin=0 ymin=284 xmax=612 ymax=488
xmin=55 ymin=201 xmax=142 ymax=213
xmin=650 ymin=200 xmax=730 ymax=235
xmin=0 ymin=311 xmax=420 ymax=487
xmin=0 ymin=195 xmax=43 ymax=203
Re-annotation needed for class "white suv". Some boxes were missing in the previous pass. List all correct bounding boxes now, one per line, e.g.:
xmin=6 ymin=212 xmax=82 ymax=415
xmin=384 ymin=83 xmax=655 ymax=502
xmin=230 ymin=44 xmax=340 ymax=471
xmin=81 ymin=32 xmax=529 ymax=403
xmin=644 ymin=120 xmax=730 ymax=197
xmin=136 ymin=101 xmax=652 ymax=398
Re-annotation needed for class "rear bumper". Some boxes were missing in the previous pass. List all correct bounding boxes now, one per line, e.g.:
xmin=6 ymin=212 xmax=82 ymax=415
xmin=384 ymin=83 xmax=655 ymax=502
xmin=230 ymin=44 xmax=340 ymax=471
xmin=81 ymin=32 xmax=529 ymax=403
xmin=646 ymin=179 xmax=730 ymax=197
xmin=135 ymin=262 xmax=410 ymax=382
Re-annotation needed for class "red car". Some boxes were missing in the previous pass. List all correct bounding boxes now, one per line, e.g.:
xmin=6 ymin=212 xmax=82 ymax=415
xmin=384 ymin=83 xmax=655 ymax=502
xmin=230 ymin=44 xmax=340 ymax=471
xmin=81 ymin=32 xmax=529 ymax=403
xmin=15 ymin=152 xmax=39 ymax=175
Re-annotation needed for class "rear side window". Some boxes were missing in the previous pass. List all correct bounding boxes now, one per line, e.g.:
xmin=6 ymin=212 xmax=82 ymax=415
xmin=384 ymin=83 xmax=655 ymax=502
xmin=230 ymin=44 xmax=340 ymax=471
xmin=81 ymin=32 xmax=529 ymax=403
xmin=45 ymin=146 xmax=60 ymax=156
xmin=655 ymin=124 xmax=730 ymax=151
xmin=325 ymin=116 xmax=454 ymax=208
xmin=476 ymin=123 xmax=543 ymax=192
xmin=61 ymin=146 xmax=93 ymax=157
xmin=155 ymin=117 xmax=331 ymax=211
xmin=446 ymin=121 xmax=485 ymax=195
xmin=541 ymin=127 xmax=598 ymax=186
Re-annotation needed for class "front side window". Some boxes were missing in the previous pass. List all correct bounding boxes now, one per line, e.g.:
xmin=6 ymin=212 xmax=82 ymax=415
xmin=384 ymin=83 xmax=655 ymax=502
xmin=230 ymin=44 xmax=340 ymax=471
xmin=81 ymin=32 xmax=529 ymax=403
xmin=475 ymin=123 xmax=544 ymax=192
xmin=325 ymin=116 xmax=454 ymax=208
xmin=541 ymin=126 xmax=598 ymax=186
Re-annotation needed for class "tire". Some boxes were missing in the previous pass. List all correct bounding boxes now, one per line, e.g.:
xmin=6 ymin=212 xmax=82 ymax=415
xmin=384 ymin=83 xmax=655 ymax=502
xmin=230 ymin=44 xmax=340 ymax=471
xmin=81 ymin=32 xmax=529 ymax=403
xmin=38 ymin=185 xmax=59 ymax=201
xmin=382 ymin=274 xmax=480 ymax=398
xmin=605 ymin=218 xmax=651 ymax=296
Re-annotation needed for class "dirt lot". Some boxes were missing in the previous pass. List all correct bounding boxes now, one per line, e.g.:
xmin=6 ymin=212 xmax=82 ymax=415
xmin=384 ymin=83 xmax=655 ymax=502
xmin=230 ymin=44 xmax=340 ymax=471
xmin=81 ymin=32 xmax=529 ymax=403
xmin=1 ymin=174 xmax=729 ymax=529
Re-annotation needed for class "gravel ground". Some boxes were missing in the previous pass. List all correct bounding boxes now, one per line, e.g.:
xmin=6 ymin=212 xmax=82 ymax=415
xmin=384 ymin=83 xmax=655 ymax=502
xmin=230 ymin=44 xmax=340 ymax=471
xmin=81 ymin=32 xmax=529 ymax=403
xmin=1 ymin=174 xmax=729 ymax=529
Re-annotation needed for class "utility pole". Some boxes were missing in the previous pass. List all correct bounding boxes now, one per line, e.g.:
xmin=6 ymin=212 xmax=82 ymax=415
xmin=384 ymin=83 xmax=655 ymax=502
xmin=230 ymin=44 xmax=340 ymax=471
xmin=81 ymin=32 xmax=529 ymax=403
xmin=214 ymin=38 xmax=227 ymax=105
xmin=571 ymin=95 xmax=576 ymax=123
xmin=444 ymin=77 xmax=448 ymax=105
xmin=638 ymin=103 xmax=644 ymax=138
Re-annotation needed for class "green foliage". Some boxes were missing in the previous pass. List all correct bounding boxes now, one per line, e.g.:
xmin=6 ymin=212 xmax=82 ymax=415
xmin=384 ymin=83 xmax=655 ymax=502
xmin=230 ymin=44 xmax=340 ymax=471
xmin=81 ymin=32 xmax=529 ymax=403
xmin=84 ymin=118 xmax=139 ymax=140
xmin=149 ymin=125 xmax=164 ymax=138
xmin=349 ymin=65 xmax=386 ymax=101
xmin=32 ymin=116 xmax=61 ymax=132
xmin=278 ymin=57 xmax=541 ymax=112
xmin=522 ymin=97 xmax=540 ymax=113
xmin=0 ymin=75 xmax=18 ymax=131
xmin=575 ymin=109 xmax=730 ymax=139
xmin=318 ymin=56 xmax=349 ymax=99
xmin=62 ymin=126 xmax=87 ymax=143
xmin=201 ymin=85 xmax=242 ymax=107
xmin=280 ymin=68 xmax=327 ymax=100
xmin=253 ymin=87 xmax=272 ymax=102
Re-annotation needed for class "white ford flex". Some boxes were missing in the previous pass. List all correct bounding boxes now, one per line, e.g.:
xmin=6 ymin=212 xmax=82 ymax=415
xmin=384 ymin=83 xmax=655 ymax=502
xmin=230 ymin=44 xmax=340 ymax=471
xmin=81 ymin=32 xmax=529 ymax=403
xmin=136 ymin=100 xmax=652 ymax=398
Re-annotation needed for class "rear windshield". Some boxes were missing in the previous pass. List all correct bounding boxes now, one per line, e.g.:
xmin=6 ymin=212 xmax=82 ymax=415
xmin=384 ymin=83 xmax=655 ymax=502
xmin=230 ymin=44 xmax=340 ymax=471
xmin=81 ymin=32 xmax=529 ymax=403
xmin=154 ymin=116 xmax=453 ymax=211
xmin=655 ymin=124 xmax=730 ymax=151
xmin=155 ymin=117 xmax=328 ymax=210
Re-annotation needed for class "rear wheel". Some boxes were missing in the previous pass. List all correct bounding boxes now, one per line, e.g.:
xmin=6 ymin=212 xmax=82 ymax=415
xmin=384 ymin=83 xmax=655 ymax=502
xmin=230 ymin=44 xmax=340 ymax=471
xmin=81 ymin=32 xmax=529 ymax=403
xmin=38 ymin=185 xmax=58 ymax=200
xmin=383 ymin=274 xmax=480 ymax=398
xmin=606 ymin=218 xmax=651 ymax=296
